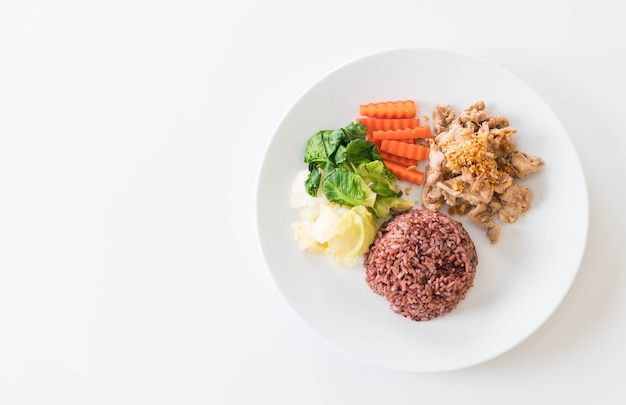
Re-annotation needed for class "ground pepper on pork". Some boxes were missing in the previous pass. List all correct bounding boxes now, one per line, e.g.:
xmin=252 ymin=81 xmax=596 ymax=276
xmin=422 ymin=101 xmax=544 ymax=244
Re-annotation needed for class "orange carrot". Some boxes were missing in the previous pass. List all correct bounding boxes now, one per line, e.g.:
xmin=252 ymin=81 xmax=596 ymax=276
xmin=367 ymin=133 xmax=414 ymax=147
xmin=370 ymin=139 xmax=411 ymax=154
xmin=378 ymin=150 xmax=418 ymax=167
xmin=380 ymin=139 xmax=430 ymax=161
xmin=383 ymin=160 xmax=425 ymax=185
xmin=374 ymin=137 xmax=413 ymax=145
xmin=357 ymin=118 xmax=421 ymax=135
xmin=372 ymin=126 xmax=431 ymax=141
xmin=359 ymin=100 xmax=417 ymax=119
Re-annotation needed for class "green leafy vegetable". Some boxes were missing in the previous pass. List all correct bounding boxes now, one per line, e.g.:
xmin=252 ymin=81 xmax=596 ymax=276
xmin=303 ymin=131 xmax=329 ymax=165
xmin=345 ymin=138 xmax=381 ymax=164
xmin=354 ymin=160 xmax=401 ymax=198
xmin=303 ymin=121 xmax=413 ymax=219
xmin=304 ymin=165 xmax=322 ymax=196
xmin=321 ymin=171 xmax=377 ymax=208
xmin=340 ymin=121 xmax=368 ymax=142
xmin=371 ymin=196 xmax=414 ymax=219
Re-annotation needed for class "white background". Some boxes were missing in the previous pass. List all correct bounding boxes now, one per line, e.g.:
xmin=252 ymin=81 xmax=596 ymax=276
xmin=1 ymin=0 xmax=625 ymax=404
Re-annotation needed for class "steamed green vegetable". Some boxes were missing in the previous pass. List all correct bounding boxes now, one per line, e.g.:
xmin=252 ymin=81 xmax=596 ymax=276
xmin=371 ymin=196 xmax=414 ymax=219
xmin=303 ymin=122 xmax=412 ymax=219
xmin=322 ymin=171 xmax=377 ymax=208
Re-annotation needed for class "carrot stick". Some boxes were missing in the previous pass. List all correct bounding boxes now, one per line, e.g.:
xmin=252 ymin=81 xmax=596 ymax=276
xmin=380 ymin=139 xmax=430 ymax=161
xmin=357 ymin=118 xmax=421 ymax=135
xmin=383 ymin=160 xmax=425 ymax=185
xmin=378 ymin=150 xmax=418 ymax=167
xmin=372 ymin=126 xmax=431 ymax=141
xmin=365 ymin=128 xmax=415 ymax=145
xmin=359 ymin=100 xmax=417 ymax=119
xmin=367 ymin=136 xmax=411 ymax=149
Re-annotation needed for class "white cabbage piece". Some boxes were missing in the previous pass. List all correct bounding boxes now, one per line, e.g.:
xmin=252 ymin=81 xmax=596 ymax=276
xmin=291 ymin=170 xmax=378 ymax=267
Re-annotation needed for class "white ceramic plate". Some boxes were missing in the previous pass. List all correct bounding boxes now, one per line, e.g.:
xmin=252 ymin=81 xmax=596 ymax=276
xmin=255 ymin=47 xmax=588 ymax=372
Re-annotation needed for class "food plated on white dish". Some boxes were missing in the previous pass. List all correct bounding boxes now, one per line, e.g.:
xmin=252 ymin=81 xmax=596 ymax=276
xmin=255 ymin=47 xmax=588 ymax=372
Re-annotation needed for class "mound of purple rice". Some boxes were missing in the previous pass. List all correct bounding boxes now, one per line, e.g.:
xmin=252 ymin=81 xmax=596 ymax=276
xmin=364 ymin=209 xmax=478 ymax=321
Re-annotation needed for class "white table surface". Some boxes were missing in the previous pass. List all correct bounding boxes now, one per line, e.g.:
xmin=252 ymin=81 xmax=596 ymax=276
xmin=1 ymin=1 xmax=625 ymax=404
